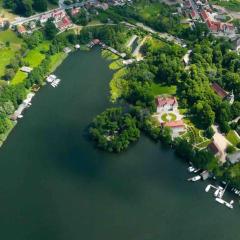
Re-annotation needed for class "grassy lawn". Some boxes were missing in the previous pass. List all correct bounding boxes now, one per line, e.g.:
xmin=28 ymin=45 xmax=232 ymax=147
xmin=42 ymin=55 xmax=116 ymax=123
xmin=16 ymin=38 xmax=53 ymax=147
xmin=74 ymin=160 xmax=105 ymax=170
xmin=0 ymin=30 xmax=22 ymax=44
xmin=182 ymin=116 xmax=209 ymax=147
xmin=24 ymin=42 xmax=50 ymax=68
xmin=150 ymin=82 xmax=176 ymax=96
xmin=226 ymin=130 xmax=240 ymax=146
xmin=161 ymin=113 xmax=177 ymax=122
xmin=10 ymin=41 xmax=51 ymax=84
xmin=49 ymin=52 xmax=67 ymax=72
xmin=182 ymin=126 xmax=204 ymax=145
xmin=146 ymin=37 xmax=166 ymax=52
xmin=11 ymin=71 xmax=27 ymax=85
xmin=24 ymin=50 xmax=45 ymax=68
xmin=109 ymin=59 xmax=124 ymax=70
xmin=210 ymin=0 xmax=240 ymax=11
xmin=110 ymin=67 xmax=128 ymax=102
xmin=0 ymin=30 xmax=22 ymax=79
xmin=195 ymin=140 xmax=211 ymax=149
xmin=136 ymin=2 xmax=165 ymax=20
xmin=101 ymin=49 xmax=119 ymax=61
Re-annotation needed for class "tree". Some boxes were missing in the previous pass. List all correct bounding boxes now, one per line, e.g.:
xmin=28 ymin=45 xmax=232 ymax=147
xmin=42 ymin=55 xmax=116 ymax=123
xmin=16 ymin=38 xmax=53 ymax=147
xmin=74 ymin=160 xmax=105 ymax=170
xmin=174 ymin=138 xmax=194 ymax=161
xmin=219 ymin=121 xmax=230 ymax=133
xmin=231 ymin=101 xmax=240 ymax=119
xmin=33 ymin=0 xmax=47 ymax=12
xmin=4 ymin=68 xmax=15 ymax=81
xmin=160 ymin=127 xmax=172 ymax=146
xmin=44 ymin=19 xmax=58 ymax=40
xmin=1 ymin=101 xmax=15 ymax=115
xmin=24 ymin=30 xmax=44 ymax=49
xmin=226 ymin=145 xmax=235 ymax=154
xmin=193 ymin=101 xmax=215 ymax=128
xmin=205 ymin=126 xmax=214 ymax=139
xmin=15 ymin=0 xmax=33 ymax=17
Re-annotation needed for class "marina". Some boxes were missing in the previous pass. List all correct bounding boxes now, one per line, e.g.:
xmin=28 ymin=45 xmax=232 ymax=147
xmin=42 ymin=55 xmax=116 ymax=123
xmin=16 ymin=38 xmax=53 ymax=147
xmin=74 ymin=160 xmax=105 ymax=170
xmin=187 ymin=164 xmax=236 ymax=209
xmin=46 ymin=74 xmax=61 ymax=88
xmin=205 ymin=184 xmax=234 ymax=209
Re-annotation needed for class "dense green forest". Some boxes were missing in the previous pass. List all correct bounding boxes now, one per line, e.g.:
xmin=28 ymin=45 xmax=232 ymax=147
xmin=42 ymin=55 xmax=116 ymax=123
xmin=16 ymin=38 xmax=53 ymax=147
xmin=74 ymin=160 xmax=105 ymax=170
xmin=89 ymin=108 xmax=140 ymax=152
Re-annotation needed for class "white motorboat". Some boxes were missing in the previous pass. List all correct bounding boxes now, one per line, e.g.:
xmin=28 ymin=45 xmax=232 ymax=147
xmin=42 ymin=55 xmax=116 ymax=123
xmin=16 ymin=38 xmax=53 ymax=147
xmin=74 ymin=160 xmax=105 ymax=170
xmin=191 ymin=175 xmax=201 ymax=182
xmin=205 ymin=185 xmax=211 ymax=192
xmin=18 ymin=115 xmax=23 ymax=119
xmin=215 ymin=198 xmax=224 ymax=204
xmin=188 ymin=166 xmax=195 ymax=173
xmin=225 ymin=202 xmax=233 ymax=209
xmin=214 ymin=187 xmax=224 ymax=198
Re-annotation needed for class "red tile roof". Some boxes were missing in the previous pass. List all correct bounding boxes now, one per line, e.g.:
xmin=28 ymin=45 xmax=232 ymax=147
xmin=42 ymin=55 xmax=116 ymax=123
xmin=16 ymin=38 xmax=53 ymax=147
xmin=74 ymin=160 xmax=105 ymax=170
xmin=200 ymin=10 xmax=209 ymax=21
xmin=17 ymin=25 xmax=26 ymax=34
xmin=163 ymin=120 xmax=185 ymax=128
xmin=57 ymin=16 xmax=72 ymax=30
xmin=211 ymin=83 xmax=228 ymax=99
xmin=190 ymin=10 xmax=197 ymax=19
xmin=156 ymin=97 xmax=178 ymax=108
xmin=208 ymin=141 xmax=223 ymax=156
xmin=93 ymin=39 xmax=100 ymax=45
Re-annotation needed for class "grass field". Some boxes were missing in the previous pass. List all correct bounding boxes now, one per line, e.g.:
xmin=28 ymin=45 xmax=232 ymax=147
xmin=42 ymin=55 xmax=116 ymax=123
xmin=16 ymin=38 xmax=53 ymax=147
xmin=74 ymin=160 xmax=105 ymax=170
xmin=161 ymin=113 xmax=177 ymax=122
xmin=110 ymin=68 xmax=128 ymax=102
xmin=24 ymin=42 xmax=50 ymax=68
xmin=210 ymin=0 xmax=240 ymax=11
xmin=49 ymin=52 xmax=67 ymax=72
xmin=226 ymin=130 xmax=240 ymax=146
xmin=0 ymin=30 xmax=22 ymax=79
xmin=146 ymin=37 xmax=166 ymax=52
xmin=101 ymin=49 xmax=119 ymax=61
xmin=135 ymin=2 xmax=165 ymax=20
xmin=11 ymin=71 xmax=27 ymax=85
xmin=109 ymin=59 xmax=124 ymax=70
xmin=150 ymin=83 xmax=177 ymax=96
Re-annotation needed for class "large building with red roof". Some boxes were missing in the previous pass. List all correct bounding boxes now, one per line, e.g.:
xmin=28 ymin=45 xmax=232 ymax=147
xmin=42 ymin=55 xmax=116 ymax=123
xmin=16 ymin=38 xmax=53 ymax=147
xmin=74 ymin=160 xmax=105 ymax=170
xmin=162 ymin=120 xmax=186 ymax=137
xmin=156 ymin=97 xmax=178 ymax=113
xmin=211 ymin=83 xmax=228 ymax=99
xmin=200 ymin=9 xmax=234 ymax=33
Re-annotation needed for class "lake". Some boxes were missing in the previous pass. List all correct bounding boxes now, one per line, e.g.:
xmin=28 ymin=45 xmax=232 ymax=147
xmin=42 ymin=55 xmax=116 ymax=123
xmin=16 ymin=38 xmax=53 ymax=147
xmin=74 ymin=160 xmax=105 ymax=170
xmin=0 ymin=48 xmax=239 ymax=240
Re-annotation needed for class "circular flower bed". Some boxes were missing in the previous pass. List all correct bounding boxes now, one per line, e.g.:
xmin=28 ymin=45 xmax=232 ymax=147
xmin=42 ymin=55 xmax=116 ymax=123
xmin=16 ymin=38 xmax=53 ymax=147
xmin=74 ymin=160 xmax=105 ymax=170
xmin=161 ymin=113 xmax=177 ymax=122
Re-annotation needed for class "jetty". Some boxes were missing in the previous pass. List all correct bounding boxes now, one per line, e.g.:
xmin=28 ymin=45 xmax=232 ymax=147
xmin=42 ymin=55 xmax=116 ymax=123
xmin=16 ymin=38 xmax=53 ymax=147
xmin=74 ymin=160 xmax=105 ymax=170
xmin=51 ymin=79 xmax=61 ymax=88
xmin=205 ymin=184 xmax=234 ymax=209
xmin=11 ymin=93 xmax=35 ymax=121
xmin=88 ymin=39 xmax=127 ymax=58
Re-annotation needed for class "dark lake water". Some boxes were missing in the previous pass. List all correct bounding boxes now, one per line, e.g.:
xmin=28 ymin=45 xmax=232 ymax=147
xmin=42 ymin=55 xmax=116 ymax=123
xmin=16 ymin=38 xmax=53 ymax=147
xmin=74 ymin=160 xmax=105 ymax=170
xmin=0 ymin=48 xmax=239 ymax=240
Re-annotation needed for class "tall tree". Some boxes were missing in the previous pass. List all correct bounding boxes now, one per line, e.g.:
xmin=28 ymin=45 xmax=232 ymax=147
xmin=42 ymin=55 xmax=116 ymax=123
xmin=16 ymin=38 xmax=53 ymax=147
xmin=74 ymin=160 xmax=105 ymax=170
xmin=33 ymin=0 xmax=47 ymax=12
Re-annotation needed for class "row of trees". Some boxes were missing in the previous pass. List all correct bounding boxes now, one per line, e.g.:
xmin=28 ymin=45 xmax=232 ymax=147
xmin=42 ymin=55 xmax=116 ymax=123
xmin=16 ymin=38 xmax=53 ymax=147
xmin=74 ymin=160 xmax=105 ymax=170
xmin=3 ymin=0 xmax=57 ymax=17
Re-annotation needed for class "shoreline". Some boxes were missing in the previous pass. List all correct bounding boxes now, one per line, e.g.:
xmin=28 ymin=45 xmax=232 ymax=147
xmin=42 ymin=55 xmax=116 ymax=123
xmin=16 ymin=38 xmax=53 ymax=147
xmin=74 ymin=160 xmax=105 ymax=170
xmin=0 ymin=48 xmax=76 ymax=148
xmin=0 ymin=44 xmax=106 ymax=149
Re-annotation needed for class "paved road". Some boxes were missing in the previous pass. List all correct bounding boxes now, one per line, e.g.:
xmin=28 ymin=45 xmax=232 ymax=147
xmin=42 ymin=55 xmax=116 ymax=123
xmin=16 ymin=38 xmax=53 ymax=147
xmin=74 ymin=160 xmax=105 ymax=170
xmin=133 ymin=22 xmax=185 ymax=46
xmin=10 ymin=0 xmax=95 ymax=26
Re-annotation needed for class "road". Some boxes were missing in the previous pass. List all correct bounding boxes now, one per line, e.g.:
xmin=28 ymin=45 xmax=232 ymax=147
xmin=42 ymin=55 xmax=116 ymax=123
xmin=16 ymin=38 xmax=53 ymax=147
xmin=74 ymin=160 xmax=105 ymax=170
xmin=133 ymin=22 xmax=185 ymax=46
xmin=212 ymin=125 xmax=233 ymax=163
xmin=10 ymin=0 xmax=96 ymax=26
